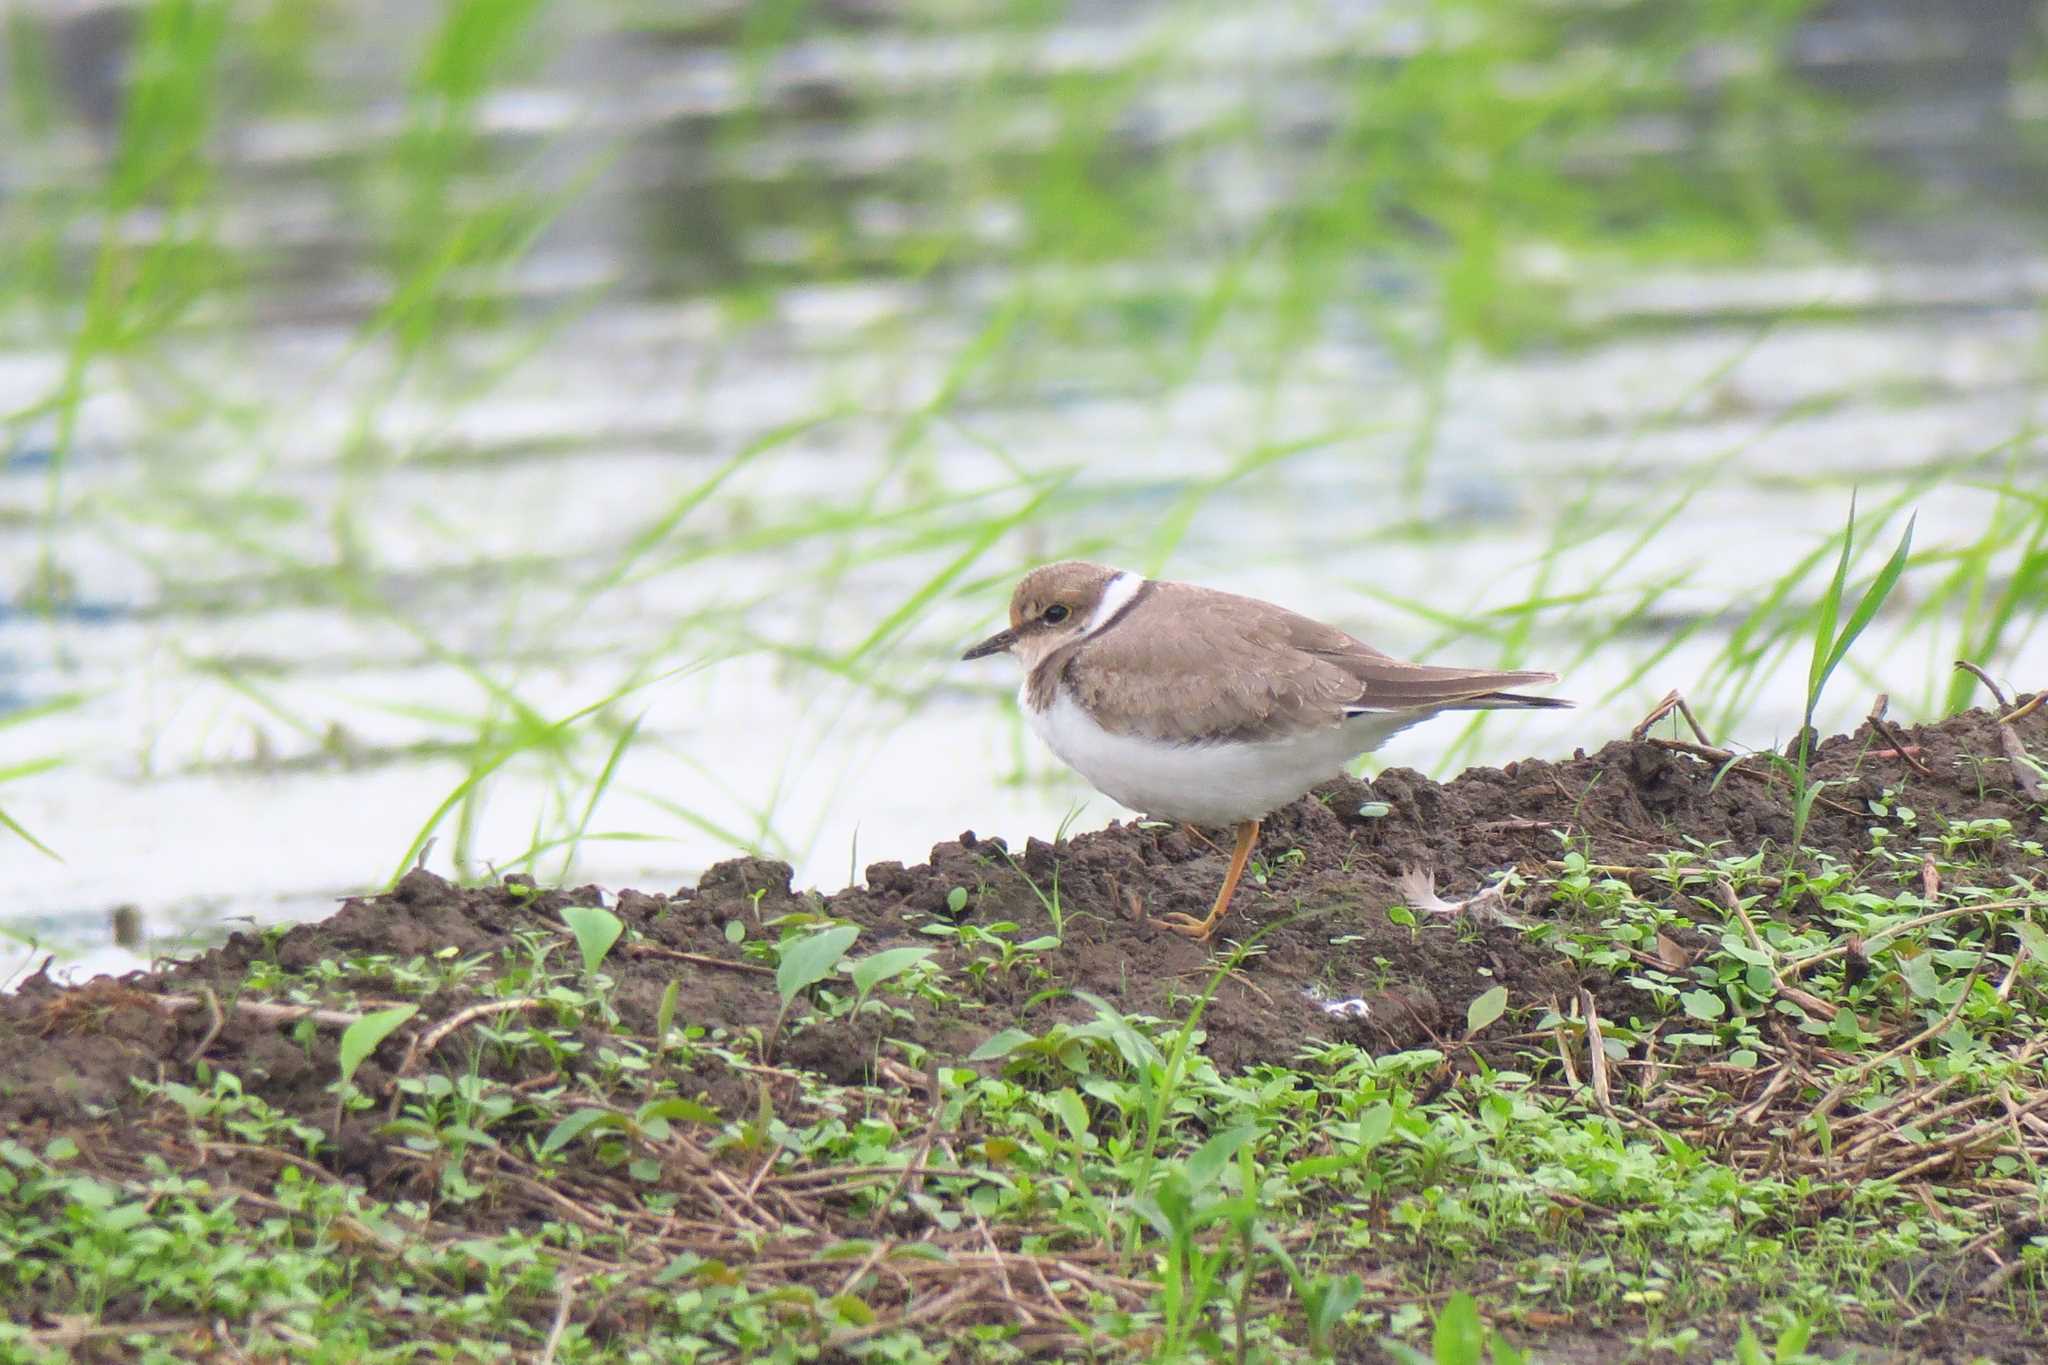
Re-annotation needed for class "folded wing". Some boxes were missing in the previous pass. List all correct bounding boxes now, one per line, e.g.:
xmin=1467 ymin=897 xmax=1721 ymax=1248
xmin=1066 ymin=580 xmax=1569 ymax=743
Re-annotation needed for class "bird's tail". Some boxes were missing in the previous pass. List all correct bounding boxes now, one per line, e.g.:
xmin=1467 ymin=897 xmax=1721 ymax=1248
xmin=1340 ymin=664 xmax=1573 ymax=716
xmin=1442 ymin=690 xmax=1575 ymax=711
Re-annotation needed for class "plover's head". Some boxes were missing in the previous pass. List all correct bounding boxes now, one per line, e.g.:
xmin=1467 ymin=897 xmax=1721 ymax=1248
xmin=962 ymin=560 xmax=1130 ymax=671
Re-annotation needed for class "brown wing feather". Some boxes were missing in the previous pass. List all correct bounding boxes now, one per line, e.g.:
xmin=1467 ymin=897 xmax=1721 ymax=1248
xmin=1066 ymin=581 xmax=1564 ymax=742
xmin=1281 ymin=602 xmax=1561 ymax=711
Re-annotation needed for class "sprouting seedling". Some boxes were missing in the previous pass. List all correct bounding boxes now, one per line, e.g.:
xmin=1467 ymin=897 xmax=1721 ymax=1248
xmin=847 ymin=946 xmax=935 ymax=1018
xmin=654 ymin=978 xmax=679 ymax=1049
xmin=338 ymin=1006 xmax=417 ymax=1092
xmin=1301 ymin=1270 xmax=1367 ymax=1356
xmin=333 ymin=1004 xmax=417 ymax=1136
xmin=1792 ymin=498 xmax=1915 ymax=847
xmin=990 ymin=847 xmax=1069 ymax=940
xmin=561 ymin=904 xmax=624 ymax=977
xmin=1129 ymin=1120 xmax=1263 ymax=1353
xmin=1380 ymin=1291 xmax=1516 ymax=1365
xmin=767 ymin=924 xmax=859 ymax=1061
xmin=538 ymin=1095 xmax=720 ymax=1163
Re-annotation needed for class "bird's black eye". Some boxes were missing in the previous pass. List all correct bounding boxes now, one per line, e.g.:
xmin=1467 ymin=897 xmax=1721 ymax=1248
xmin=1043 ymin=604 xmax=1070 ymax=624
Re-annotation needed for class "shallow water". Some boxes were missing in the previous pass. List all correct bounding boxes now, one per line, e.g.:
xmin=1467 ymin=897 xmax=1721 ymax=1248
xmin=3 ymin=0 xmax=2046 ymax=979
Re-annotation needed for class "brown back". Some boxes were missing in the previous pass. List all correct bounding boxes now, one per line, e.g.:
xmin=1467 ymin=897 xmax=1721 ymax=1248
xmin=1034 ymin=579 xmax=1561 ymax=743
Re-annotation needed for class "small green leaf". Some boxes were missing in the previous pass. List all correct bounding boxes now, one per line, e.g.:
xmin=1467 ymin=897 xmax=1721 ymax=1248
xmin=945 ymin=886 xmax=969 ymax=914
xmin=2015 ymin=917 xmax=2048 ymax=961
xmin=1432 ymin=1292 xmax=1485 ymax=1365
xmin=1465 ymin=985 xmax=1508 ymax=1036
xmin=1050 ymin=1089 xmax=1089 ymax=1144
xmin=1308 ymin=1270 xmax=1364 ymax=1339
xmin=724 ymin=919 xmax=745 ymax=944
xmin=655 ymin=978 xmax=679 ymax=1046
xmin=1186 ymin=1122 xmax=1259 ymax=1191
xmin=1719 ymin=939 xmax=1773 ymax=967
xmin=61 ymin=1177 xmax=116 ymax=1211
xmin=653 ymin=1253 xmax=701 ymax=1284
xmin=850 ymin=946 xmax=934 ymax=998
xmin=818 ymin=1240 xmax=877 ymax=1260
xmin=1355 ymin=1100 xmax=1394 ymax=1147
xmin=338 ymin=1005 xmax=417 ymax=1089
xmin=1286 ymin=1153 xmax=1355 ymax=1179
xmin=540 ymin=1107 xmax=625 ymax=1155
xmin=775 ymin=924 xmax=859 ymax=1007
xmin=969 ymin=1027 xmax=1037 ymax=1061
xmin=887 ymin=1242 xmax=953 ymax=1263
xmin=1356 ymin=802 xmax=1391 ymax=819
xmin=1680 ymin=989 xmax=1726 ymax=1021
xmin=562 ymin=905 xmax=625 ymax=975
xmin=636 ymin=1097 xmax=719 ymax=1127
xmin=1896 ymin=951 xmax=1940 ymax=1001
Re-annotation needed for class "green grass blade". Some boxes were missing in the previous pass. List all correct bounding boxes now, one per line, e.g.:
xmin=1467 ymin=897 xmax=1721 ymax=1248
xmin=1807 ymin=492 xmax=1856 ymax=707
xmin=1818 ymin=512 xmax=1916 ymax=691
xmin=0 ymin=805 xmax=60 ymax=860
xmin=559 ymin=711 xmax=646 ymax=880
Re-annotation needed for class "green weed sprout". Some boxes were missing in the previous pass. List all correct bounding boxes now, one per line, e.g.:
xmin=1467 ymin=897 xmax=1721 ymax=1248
xmin=1790 ymin=498 xmax=1915 ymax=846
xmin=767 ymin=923 xmax=859 ymax=1060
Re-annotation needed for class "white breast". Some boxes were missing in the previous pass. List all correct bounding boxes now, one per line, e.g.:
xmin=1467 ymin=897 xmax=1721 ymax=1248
xmin=1023 ymin=686 xmax=1414 ymax=827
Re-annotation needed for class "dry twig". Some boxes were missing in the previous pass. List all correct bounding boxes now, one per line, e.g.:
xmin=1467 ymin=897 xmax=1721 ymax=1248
xmin=184 ymin=986 xmax=225 ymax=1066
xmin=1806 ymin=961 xmax=1986 ymax=1131
xmin=1955 ymin=662 xmax=2044 ymax=800
xmin=624 ymin=944 xmax=775 ymax=976
xmin=1579 ymin=989 xmax=1613 ymax=1115
xmin=394 ymin=998 xmax=548 ymax=1081
xmin=1866 ymin=693 xmax=1935 ymax=779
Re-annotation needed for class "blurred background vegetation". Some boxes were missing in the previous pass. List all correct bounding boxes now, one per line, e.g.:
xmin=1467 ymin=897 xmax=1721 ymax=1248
xmin=2 ymin=0 xmax=2045 ymax=971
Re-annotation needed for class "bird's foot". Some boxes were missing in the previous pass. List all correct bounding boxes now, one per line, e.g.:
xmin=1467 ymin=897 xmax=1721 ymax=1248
xmin=1148 ymin=911 xmax=1221 ymax=942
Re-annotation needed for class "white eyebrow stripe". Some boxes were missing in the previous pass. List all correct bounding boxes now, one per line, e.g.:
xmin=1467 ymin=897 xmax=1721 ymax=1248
xmin=1084 ymin=571 xmax=1146 ymax=635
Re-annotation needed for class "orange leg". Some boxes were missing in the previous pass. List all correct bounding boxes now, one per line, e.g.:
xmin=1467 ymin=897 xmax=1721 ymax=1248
xmin=1152 ymin=818 xmax=1260 ymax=942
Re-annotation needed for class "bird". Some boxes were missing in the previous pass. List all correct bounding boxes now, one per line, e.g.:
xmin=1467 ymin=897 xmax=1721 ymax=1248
xmin=962 ymin=561 xmax=1572 ymax=941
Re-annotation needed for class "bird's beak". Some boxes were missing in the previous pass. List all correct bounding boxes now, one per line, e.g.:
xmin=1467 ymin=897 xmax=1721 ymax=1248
xmin=962 ymin=626 xmax=1018 ymax=661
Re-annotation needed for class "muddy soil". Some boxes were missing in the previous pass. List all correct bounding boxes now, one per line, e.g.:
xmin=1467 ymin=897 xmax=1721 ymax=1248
xmin=6 ymin=704 xmax=2046 ymax=1360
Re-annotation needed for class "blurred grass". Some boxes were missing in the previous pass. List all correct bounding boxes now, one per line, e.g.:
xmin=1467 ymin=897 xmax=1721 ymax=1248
xmin=0 ymin=692 xmax=81 ymax=858
xmin=0 ymin=0 xmax=2044 ymax=887
xmin=25 ymin=0 xmax=231 ymax=563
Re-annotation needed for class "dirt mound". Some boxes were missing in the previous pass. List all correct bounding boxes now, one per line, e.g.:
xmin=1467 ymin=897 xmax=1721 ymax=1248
xmin=5 ymin=702 xmax=2045 ymax=1359
xmin=10 ymin=705 xmax=2043 ymax=1146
